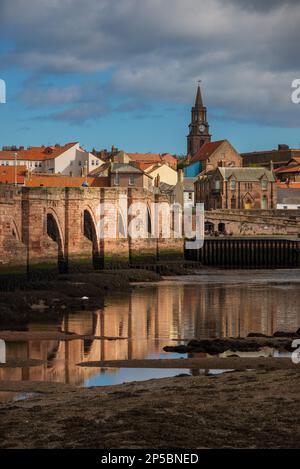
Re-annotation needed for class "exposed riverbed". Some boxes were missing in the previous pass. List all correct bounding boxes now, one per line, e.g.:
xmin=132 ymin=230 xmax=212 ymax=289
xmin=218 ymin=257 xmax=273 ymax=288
xmin=1 ymin=268 xmax=300 ymax=448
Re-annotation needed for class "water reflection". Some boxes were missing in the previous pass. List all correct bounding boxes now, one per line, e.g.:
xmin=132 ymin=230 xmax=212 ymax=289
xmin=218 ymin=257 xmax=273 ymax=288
xmin=0 ymin=275 xmax=300 ymax=402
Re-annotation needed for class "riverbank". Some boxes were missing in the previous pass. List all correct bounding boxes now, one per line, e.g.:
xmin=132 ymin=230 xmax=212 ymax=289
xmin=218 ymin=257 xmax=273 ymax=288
xmin=0 ymin=269 xmax=161 ymax=326
xmin=0 ymin=368 xmax=299 ymax=448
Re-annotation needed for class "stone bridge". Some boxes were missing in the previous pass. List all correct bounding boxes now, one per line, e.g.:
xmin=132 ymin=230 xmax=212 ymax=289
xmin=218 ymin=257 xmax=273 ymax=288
xmin=0 ymin=186 xmax=183 ymax=272
xmin=204 ymin=209 xmax=300 ymax=237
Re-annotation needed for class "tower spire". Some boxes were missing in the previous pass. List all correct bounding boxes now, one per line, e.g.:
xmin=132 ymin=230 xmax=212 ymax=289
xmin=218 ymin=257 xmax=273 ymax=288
xmin=195 ymin=82 xmax=203 ymax=107
xmin=187 ymin=82 xmax=211 ymax=157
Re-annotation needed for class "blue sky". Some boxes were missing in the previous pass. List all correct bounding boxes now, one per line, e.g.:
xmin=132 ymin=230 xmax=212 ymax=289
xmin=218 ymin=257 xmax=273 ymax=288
xmin=0 ymin=0 xmax=300 ymax=155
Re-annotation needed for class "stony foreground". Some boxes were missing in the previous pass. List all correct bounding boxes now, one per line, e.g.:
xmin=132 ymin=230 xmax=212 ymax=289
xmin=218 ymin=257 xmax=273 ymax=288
xmin=0 ymin=369 xmax=300 ymax=448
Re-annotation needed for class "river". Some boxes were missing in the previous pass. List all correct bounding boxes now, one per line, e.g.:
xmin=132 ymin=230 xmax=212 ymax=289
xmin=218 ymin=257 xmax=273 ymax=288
xmin=0 ymin=269 xmax=299 ymax=402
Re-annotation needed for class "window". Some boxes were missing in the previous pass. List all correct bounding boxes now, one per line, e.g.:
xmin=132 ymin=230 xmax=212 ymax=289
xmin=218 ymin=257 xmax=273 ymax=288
xmin=35 ymin=162 xmax=38 ymax=168
xmin=230 ymin=179 xmax=236 ymax=190
xmin=96 ymin=160 xmax=99 ymax=166
xmin=79 ymin=161 xmax=82 ymax=166
xmin=261 ymin=179 xmax=268 ymax=190
xmin=215 ymin=180 xmax=220 ymax=190
xmin=114 ymin=174 xmax=120 ymax=186
xmin=188 ymin=192 xmax=193 ymax=200
xmin=91 ymin=160 xmax=95 ymax=165
xmin=129 ymin=175 xmax=134 ymax=186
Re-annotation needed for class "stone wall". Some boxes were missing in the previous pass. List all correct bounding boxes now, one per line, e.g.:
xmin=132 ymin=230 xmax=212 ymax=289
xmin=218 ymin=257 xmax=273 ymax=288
xmin=0 ymin=185 xmax=184 ymax=272
xmin=205 ymin=209 xmax=300 ymax=237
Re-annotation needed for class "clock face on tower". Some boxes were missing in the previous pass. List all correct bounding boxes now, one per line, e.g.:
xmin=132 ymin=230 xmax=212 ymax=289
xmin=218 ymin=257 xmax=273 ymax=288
xmin=199 ymin=124 xmax=205 ymax=132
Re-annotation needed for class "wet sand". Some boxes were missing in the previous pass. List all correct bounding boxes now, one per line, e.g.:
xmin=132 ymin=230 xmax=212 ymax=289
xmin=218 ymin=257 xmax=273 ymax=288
xmin=78 ymin=357 xmax=300 ymax=370
xmin=0 ymin=369 xmax=300 ymax=448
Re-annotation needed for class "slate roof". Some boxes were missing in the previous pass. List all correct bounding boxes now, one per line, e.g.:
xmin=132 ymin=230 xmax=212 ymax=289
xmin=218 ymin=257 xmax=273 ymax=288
xmin=218 ymin=167 xmax=275 ymax=182
xmin=110 ymin=163 xmax=146 ymax=174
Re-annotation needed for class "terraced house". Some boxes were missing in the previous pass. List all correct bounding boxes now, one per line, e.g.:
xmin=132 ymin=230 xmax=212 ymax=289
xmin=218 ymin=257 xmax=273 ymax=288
xmin=195 ymin=167 xmax=276 ymax=210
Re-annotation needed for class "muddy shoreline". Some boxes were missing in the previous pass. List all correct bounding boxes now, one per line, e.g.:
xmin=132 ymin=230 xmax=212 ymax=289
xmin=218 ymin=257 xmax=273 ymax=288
xmin=0 ymin=269 xmax=162 ymax=326
xmin=0 ymin=369 xmax=300 ymax=448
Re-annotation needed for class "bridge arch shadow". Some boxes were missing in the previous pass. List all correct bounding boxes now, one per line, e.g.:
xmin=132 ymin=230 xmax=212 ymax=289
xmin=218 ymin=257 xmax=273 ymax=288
xmin=83 ymin=209 xmax=102 ymax=270
xmin=46 ymin=213 xmax=67 ymax=273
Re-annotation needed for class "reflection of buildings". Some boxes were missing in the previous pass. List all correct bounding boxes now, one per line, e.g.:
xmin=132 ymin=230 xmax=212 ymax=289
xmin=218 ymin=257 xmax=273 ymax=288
xmin=1 ymin=281 xmax=300 ymax=402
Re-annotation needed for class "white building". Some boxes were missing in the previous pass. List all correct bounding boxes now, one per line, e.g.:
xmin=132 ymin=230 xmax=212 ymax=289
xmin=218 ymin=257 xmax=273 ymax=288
xmin=0 ymin=142 xmax=104 ymax=176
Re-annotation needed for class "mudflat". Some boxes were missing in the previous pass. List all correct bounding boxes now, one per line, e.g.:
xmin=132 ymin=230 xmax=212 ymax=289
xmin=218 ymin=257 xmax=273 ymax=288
xmin=0 ymin=369 xmax=299 ymax=448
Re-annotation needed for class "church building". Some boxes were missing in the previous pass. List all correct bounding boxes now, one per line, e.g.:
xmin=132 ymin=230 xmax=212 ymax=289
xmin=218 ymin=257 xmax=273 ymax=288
xmin=187 ymin=84 xmax=211 ymax=157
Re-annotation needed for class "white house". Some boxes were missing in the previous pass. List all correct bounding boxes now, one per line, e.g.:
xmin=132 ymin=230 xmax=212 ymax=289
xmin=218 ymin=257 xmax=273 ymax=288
xmin=0 ymin=142 xmax=104 ymax=176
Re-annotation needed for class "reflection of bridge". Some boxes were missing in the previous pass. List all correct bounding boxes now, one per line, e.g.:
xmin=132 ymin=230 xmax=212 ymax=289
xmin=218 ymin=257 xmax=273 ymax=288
xmin=1 ymin=280 xmax=300 ymax=402
xmin=0 ymin=186 xmax=183 ymax=271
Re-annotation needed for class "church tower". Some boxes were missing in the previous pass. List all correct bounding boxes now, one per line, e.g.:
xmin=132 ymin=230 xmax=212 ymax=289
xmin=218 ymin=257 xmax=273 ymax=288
xmin=187 ymin=84 xmax=211 ymax=156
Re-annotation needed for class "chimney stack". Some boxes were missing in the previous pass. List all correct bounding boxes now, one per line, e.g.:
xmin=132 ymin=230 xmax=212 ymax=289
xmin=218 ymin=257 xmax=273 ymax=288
xmin=178 ymin=169 xmax=184 ymax=183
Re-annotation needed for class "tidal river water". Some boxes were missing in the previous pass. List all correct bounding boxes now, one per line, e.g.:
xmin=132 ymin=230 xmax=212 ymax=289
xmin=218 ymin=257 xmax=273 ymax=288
xmin=0 ymin=269 xmax=300 ymax=402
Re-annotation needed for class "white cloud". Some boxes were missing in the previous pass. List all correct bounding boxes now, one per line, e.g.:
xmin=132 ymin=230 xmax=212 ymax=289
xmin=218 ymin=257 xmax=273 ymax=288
xmin=1 ymin=0 xmax=300 ymax=125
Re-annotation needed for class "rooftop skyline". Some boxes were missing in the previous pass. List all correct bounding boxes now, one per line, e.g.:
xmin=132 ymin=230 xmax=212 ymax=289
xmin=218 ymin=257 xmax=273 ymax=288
xmin=0 ymin=0 xmax=300 ymax=154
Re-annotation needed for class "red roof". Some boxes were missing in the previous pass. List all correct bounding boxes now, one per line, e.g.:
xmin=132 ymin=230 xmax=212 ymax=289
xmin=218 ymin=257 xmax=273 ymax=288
xmin=134 ymin=162 xmax=156 ymax=171
xmin=276 ymin=182 xmax=300 ymax=189
xmin=0 ymin=142 xmax=78 ymax=162
xmin=0 ymin=165 xmax=27 ymax=184
xmin=190 ymin=140 xmax=226 ymax=163
xmin=25 ymin=175 xmax=109 ymax=188
xmin=127 ymin=152 xmax=177 ymax=168
xmin=276 ymin=165 xmax=300 ymax=174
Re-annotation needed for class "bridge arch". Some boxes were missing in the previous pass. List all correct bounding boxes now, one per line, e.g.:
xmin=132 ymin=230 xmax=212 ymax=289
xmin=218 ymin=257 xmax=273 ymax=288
xmin=205 ymin=221 xmax=214 ymax=234
xmin=118 ymin=210 xmax=126 ymax=238
xmin=83 ymin=208 xmax=101 ymax=269
xmin=147 ymin=203 xmax=152 ymax=236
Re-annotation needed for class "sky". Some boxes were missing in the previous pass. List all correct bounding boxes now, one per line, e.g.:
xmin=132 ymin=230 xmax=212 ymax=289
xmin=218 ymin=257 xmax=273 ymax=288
xmin=0 ymin=0 xmax=300 ymax=155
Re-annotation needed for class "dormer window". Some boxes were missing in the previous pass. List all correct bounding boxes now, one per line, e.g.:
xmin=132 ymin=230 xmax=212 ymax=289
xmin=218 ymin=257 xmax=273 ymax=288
xmin=230 ymin=179 xmax=236 ymax=190
xmin=44 ymin=147 xmax=53 ymax=155
xmin=261 ymin=179 xmax=268 ymax=190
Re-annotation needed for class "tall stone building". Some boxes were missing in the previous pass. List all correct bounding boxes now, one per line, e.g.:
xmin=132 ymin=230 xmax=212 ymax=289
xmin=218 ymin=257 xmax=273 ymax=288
xmin=187 ymin=84 xmax=211 ymax=157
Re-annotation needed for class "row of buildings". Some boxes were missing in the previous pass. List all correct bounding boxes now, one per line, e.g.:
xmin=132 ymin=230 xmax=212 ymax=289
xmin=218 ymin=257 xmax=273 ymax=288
xmin=185 ymin=85 xmax=300 ymax=211
xmin=0 ymin=85 xmax=299 ymax=212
